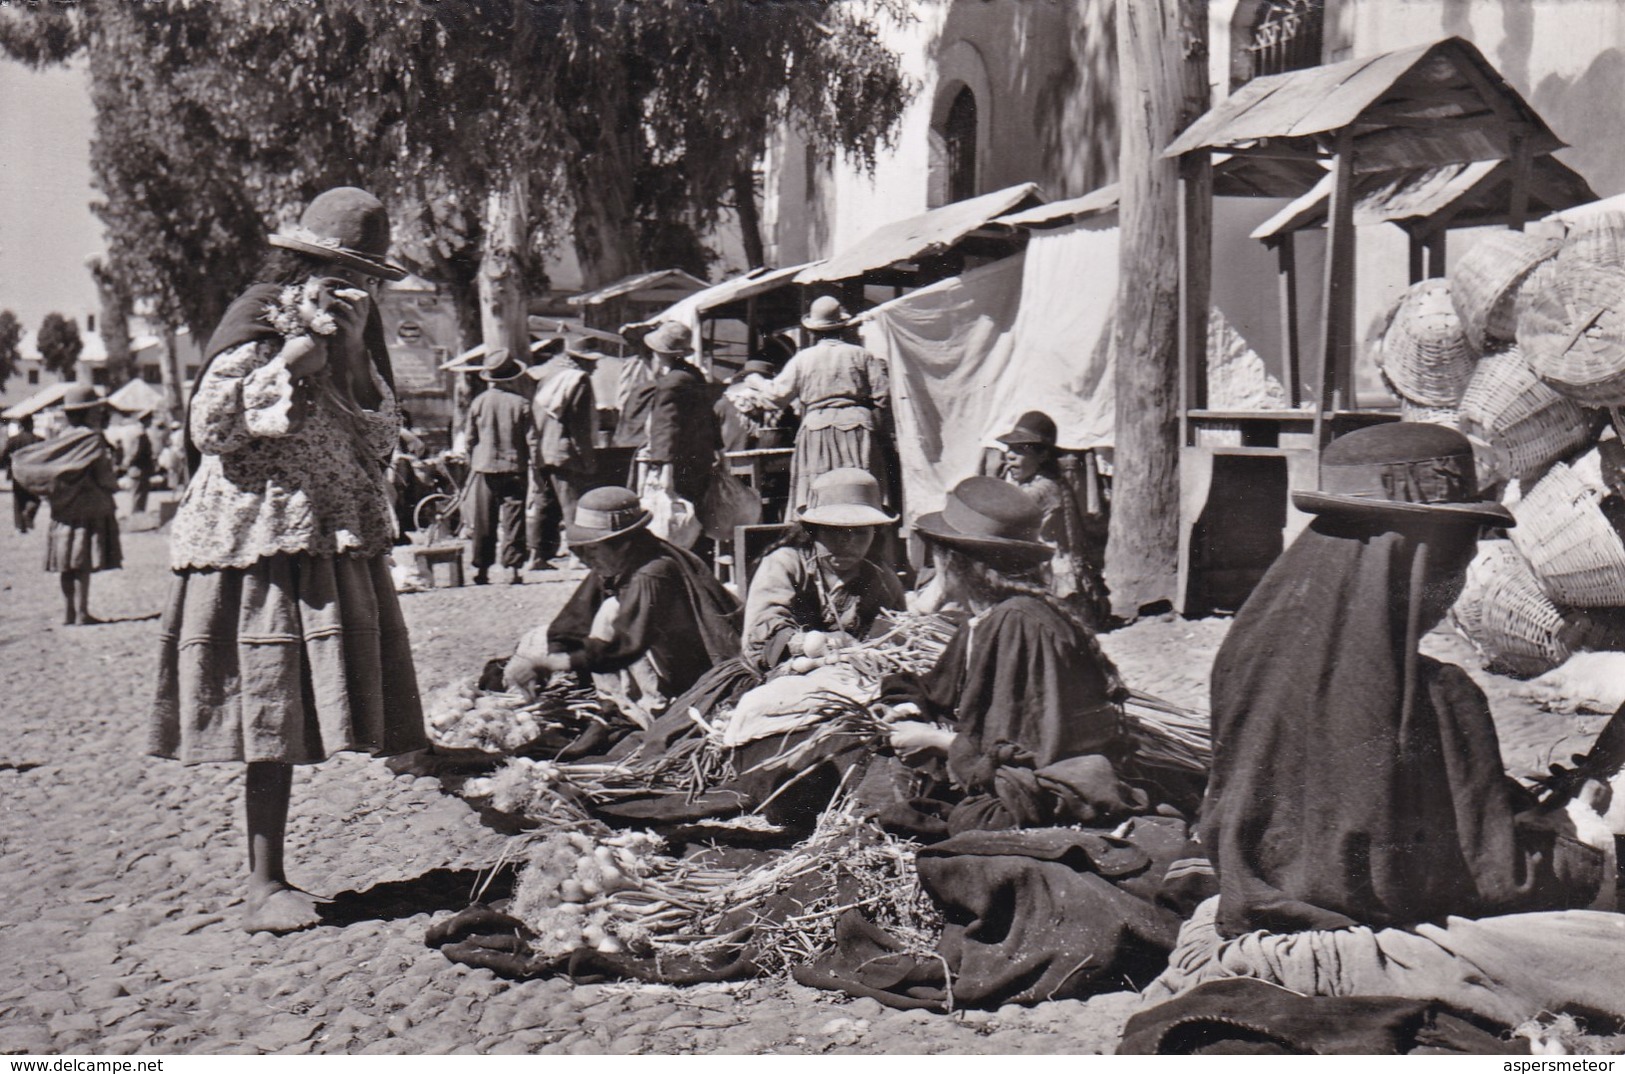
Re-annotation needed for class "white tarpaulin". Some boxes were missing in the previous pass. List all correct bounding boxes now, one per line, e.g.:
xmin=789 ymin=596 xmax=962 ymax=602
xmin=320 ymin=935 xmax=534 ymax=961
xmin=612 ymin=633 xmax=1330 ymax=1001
xmin=859 ymin=219 xmax=1118 ymax=526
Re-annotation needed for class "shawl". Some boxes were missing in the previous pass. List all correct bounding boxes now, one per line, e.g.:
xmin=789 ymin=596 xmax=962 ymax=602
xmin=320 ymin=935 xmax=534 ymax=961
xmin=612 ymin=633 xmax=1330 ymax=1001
xmin=1201 ymin=518 xmax=1603 ymax=937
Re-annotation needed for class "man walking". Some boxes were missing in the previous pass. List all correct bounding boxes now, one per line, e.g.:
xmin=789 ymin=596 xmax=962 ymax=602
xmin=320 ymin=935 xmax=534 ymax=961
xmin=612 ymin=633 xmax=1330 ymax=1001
xmin=463 ymin=348 xmax=533 ymax=584
xmin=2 ymin=414 xmax=43 ymax=533
xmin=526 ymin=337 xmax=600 ymax=569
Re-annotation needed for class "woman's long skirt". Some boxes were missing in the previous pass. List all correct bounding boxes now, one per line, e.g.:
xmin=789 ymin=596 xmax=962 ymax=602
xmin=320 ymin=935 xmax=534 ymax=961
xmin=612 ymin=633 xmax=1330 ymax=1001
xmin=149 ymin=552 xmax=427 ymax=764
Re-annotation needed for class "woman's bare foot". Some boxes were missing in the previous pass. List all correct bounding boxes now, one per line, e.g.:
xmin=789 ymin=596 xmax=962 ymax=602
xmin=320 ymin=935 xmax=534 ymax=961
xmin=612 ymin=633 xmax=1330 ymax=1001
xmin=242 ymin=882 xmax=328 ymax=934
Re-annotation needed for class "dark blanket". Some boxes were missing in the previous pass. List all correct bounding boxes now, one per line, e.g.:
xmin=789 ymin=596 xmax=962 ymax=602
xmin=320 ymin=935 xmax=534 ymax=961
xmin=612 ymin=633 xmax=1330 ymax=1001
xmin=1119 ymin=977 xmax=1527 ymax=1055
xmin=795 ymin=818 xmax=1192 ymax=1011
xmin=1203 ymin=519 xmax=1603 ymax=937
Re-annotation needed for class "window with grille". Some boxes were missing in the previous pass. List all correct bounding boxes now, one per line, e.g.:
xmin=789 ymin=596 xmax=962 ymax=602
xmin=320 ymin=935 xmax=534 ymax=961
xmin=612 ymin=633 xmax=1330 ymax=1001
xmin=944 ymin=87 xmax=978 ymax=204
xmin=1233 ymin=0 xmax=1324 ymax=89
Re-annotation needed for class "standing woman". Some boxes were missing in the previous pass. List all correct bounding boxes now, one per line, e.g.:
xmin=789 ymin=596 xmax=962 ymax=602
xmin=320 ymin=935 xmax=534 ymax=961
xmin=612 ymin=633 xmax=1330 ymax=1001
xmin=149 ymin=188 xmax=427 ymax=934
xmin=759 ymin=296 xmax=891 ymax=512
xmin=17 ymin=386 xmax=123 ymax=624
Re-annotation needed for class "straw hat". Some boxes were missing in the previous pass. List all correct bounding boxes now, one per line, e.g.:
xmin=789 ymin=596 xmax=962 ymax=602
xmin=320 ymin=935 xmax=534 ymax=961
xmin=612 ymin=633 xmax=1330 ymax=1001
xmin=914 ymin=476 xmax=1053 ymax=572
xmin=643 ymin=322 xmax=693 ymax=356
xmin=61 ymin=384 xmax=107 ymax=412
xmin=798 ymin=468 xmax=896 ymax=527
xmin=1292 ymin=422 xmax=1513 ymax=527
xmin=565 ymin=486 xmax=652 ymax=547
xmin=479 ymin=348 xmax=525 ymax=382
xmin=802 ymin=295 xmax=853 ymax=332
xmin=995 ymin=410 xmax=1058 ymax=448
xmin=267 ymin=187 xmax=407 ymax=281
xmin=1377 ymin=279 xmax=1476 ymax=408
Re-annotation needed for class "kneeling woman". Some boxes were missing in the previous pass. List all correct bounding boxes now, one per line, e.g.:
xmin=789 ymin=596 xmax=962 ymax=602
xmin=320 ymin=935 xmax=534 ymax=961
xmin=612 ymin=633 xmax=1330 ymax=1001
xmin=743 ymin=467 xmax=905 ymax=671
xmin=882 ymin=477 xmax=1137 ymax=835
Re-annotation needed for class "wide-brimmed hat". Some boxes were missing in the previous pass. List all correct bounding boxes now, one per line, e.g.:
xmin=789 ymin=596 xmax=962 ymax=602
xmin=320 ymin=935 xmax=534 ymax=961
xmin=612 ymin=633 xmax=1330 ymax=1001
xmin=915 ymin=476 xmax=1053 ymax=571
xmin=741 ymin=359 xmax=777 ymax=378
xmin=798 ymin=468 xmax=896 ymax=527
xmin=566 ymin=486 xmax=653 ymax=546
xmin=995 ymin=410 xmax=1058 ymax=448
xmin=643 ymin=321 xmax=693 ymax=357
xmin=61 ymin=384 xmax=107 ymax=412
xmin=1292 ymin=422 xmax=1514 ymax=527
xmin=267 ymin=187 xmax=407 ymax=282
xmin=479 ymin=348 xmax=525 ymax=382
xmin=802 ymin=295 xmax=853 ymax=332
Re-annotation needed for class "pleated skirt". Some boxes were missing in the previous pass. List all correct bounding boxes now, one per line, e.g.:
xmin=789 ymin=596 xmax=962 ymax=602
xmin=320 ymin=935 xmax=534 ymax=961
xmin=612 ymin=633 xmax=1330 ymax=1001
xmin=45 ymin=515 xmax=122 ymax=573
xmin=148 ymin=553 xmax=428 ymax=765
xmin=788 ymin=424 xmax=888 ymax=516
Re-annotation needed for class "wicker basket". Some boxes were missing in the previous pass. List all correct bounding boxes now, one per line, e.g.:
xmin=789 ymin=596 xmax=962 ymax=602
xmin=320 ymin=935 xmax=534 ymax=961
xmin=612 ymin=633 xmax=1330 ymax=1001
xmin=1379 ymin=278 xmax=1476 ymax=407
xmin=1450 ymin=231 xmax=1560 ymax=352
xmin=1456 ymin=346 xmax=1592 ymax=487
xmin=1558 ymin=211 xmax=1625 ymax=271
xmin=1517 ymin=260 xmax=1625 ymax=406
xmin=1454 ymin=541 xmax=1594 ymax=678
xmin=1509 ymin=460 xmax=1625 ymax=606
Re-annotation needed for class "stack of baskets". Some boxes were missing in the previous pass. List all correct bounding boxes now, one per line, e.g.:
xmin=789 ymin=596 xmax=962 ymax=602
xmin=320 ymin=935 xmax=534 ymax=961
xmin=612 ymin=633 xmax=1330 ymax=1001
xmin=1440 ymin=216 xmax=1625 ymax=677
xmin=1378 ymin=278 xmax=1477 ymax=424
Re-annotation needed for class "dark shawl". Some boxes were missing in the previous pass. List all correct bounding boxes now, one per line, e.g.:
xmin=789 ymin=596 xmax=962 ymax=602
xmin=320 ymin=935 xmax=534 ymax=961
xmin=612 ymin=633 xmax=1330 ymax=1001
xmin=1201 ymin=519 xmax=1603 ymax=938
xmin=186 ymin=281 xmax=397 ymax=471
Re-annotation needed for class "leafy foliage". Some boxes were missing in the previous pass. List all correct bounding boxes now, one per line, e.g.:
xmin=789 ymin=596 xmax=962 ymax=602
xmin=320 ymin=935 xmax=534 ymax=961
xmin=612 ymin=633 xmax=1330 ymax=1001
xmin=0 ymin=310 xmax=22 ymax=392
xmin=36 ymin=312 xmax=83 ymax=378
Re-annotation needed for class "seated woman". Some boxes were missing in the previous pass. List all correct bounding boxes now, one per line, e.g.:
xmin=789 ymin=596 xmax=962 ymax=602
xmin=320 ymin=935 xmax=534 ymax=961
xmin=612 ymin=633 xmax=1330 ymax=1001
xmin=880 ymin=476 xmax=1140 ymax=836
xmin=994 ymin=410 xmax=1110 ymax=627
xmin=503 ymin=486 xmax=741 ymax=729
xmin=1147 ymin=423 xmax=1625 ymax=1024
xmin=743 ymin=467 xmax=905 ymax=672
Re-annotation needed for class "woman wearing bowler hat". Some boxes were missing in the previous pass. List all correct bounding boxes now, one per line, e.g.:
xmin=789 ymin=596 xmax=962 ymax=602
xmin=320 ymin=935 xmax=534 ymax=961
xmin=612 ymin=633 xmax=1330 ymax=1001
xmin=878 ymin=476 xmax=1138 ymax=835
xmin=148 ymin=187 xmax=428 ymax=934
xmin=758 ymin=295 xmax=892 ymax=514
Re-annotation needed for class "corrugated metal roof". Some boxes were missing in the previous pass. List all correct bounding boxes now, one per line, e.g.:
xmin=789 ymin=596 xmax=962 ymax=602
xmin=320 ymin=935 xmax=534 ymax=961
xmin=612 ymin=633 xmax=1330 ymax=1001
xmin=994 ymin=184 xmax=1119 ymax=228
xmin=1251 ymin=155 xmax=1596 ymax=239
xmin=1166 ymin=37 xmax=1562 ymax=179
xmin=565 ymin=268 xmax=710 ymax=307
xmin=627 ymin=262 xmax=815 ymax=334
xmin=796 ymin=184 xmax=1044 ymax=284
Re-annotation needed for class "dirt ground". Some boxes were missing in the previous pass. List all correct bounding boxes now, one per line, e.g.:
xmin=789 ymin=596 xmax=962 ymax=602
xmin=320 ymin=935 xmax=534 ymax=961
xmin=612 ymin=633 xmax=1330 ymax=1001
xmin=0 ymin=491 xmax=1610 ymax=1056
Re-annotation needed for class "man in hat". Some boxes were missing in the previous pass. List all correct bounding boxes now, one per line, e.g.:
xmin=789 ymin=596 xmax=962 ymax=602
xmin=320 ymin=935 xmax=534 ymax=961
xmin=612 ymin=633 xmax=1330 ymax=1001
xmin=502 ymin=486 xmax=741 ymax=725
xmin=639 ymin=321 xmax=720 ymax=515
xmin=1198 ymin=423 xmax=1621 ymax=941
xmin=717 ymin=358 xmax=793 ymax=454
xmin=525 ymin=338 xmax=600 ymax=569
xmin=463 ymin=348 xmax=533 ymax=584
xmin=1 ymin=413 xmax=43 ymax=533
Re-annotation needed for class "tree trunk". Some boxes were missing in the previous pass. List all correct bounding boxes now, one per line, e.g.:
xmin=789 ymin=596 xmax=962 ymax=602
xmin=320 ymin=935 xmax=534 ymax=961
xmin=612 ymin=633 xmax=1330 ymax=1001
xmin=734 ymin=164 xmax=766 ymax=270
xmin=157 ymin=325 xmax=186 ymax=428
xmin=478 ymin=175 xmax=531 ymax=366
xmin=567 ymin=80 xmax=642 ymax=294
xmin=1105 ymin=0 xmax=1209 ymax=619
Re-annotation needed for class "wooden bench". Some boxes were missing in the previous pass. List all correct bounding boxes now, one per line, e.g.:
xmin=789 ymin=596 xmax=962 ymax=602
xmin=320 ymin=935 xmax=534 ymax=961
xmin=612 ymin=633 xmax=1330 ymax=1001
xmin=405 ymin=542 xmax=466 ymax=588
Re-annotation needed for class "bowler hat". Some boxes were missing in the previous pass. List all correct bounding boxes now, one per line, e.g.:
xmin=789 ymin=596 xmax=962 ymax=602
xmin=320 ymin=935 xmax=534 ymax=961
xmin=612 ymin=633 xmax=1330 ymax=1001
xmin=61 ymin=384 xmax=107 ymax=412
xmin=995 ymin=410 xmax=1058 ymax=448
xmin=479 ymin=348 xmax=525 ymax=382
xmin=802 ymin=295 xmax=852 ymax=332
xmin=267 ymin=187 xmax=407 ymax=281
xmin=566 ymin=486 xmax=653 ymax=547
xmin=915 ymin=476 xmax=1053 ymax=572
xmin=741 ymin=359 xmax=778 ymax=378
xmin=643 ymin=322 xmax=693 ymax=357
xmin=798 ymin=468 xmax=896 ymax=527
xmin=1292 ymin=422 xmax=1514 ymax=527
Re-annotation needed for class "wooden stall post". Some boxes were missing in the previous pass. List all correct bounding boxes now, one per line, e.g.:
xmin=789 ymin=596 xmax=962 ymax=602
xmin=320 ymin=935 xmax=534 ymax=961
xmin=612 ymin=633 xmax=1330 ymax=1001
xmin=1320 ymin=127 xmax=1357 ymax=420
xmin=1274 ymin=233 xmax=1302 ymax=406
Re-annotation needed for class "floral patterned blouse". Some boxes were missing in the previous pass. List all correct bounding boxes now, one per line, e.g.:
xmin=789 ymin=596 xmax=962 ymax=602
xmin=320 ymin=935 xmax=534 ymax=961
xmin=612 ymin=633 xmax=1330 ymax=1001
xmin=169 ymin=340 xmax=401 ymax=570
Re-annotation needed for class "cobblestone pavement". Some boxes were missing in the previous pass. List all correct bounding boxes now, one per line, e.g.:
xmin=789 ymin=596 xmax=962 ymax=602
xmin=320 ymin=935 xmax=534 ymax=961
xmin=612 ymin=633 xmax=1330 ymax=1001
xmin=0 ymin=496 xmax=1600 ymax=1055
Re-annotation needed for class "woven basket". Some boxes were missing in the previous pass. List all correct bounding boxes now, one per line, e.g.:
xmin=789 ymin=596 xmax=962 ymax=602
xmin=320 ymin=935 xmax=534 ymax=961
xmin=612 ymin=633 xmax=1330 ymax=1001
xmin=1451 ymin=231 xmax=1560 ymax=352
xmin=1399 ymin=400 xmax=1459 ymax=426
xmin=1379 ymin=279 xmax=1476 ymax=407
xmin=1509 ymin=460 xmax=1625 ymax=606
xmin=1558 ymin=211 xmax=1625 ymax=271
xmin=1517 ymin=260 xmax=1625 ymax=406
xmin=1457 ymin=346 xmax=1592 ymax=487
xmin=1454 ymin=541 xmax=1593 ymax=678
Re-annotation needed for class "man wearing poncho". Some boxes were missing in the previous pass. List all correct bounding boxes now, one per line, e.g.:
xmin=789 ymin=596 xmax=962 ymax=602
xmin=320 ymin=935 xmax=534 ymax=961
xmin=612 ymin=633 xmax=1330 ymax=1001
xmin=504 ymin=486 xmax=741 ymax=727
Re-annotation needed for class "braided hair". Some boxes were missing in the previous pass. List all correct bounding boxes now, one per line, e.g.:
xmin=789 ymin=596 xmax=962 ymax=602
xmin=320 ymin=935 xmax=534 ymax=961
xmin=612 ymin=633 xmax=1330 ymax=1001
xmin=932 ymin=542 xmax=1128 ymax=703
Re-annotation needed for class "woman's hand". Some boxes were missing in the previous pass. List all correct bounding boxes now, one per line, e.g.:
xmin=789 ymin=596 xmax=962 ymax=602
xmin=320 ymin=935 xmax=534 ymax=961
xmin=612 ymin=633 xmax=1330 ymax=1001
xmin=886 ymin=720 xmax=954 ymax=756
xmin=282 ymin=333 xmax=329 ymax=378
